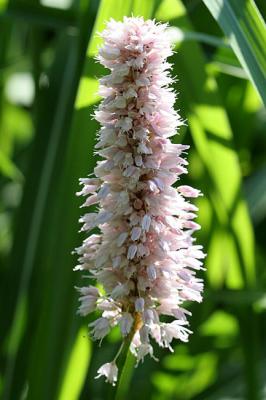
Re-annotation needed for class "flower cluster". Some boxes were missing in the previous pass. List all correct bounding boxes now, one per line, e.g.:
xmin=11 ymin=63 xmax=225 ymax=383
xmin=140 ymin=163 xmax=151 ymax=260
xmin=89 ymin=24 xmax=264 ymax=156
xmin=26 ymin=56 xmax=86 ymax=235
xmin=74 ymin=16 xmax=205 ymax=385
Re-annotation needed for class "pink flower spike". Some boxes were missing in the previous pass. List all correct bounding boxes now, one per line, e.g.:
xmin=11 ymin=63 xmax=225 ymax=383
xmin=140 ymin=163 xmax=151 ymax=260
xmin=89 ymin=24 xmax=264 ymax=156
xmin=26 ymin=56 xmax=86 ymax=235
xmin=74 ymin=16 xmax=205 ymax=383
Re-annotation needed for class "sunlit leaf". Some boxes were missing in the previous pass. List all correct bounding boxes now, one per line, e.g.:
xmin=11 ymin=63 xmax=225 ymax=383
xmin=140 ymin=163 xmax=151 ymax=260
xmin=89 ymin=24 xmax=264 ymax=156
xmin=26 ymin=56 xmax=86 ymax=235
xmin=157 ymin=0 xmax=256 ymax=289
xmin=200 ymin=310 xmax=239 ymax=336
xmin=58 ymin=326 xmax=91 ymax=400
xmin=1 ymin=3 xmax=98 ymax=399
xmin=0 ymin=150 xmax=22 ymax=180
xmin=203 ymin=0 xmax=266 ymax=105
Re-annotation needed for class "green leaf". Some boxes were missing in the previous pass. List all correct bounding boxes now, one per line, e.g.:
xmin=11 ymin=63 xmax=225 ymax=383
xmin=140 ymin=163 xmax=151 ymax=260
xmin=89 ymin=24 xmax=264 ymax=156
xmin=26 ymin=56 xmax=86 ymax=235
xmin=202 ymin=0 xmax=266 ymax=105
xmin=58 ymin=326 xmax=92 ymax=400
xmin=245 ymin=165 xmax=266 ymax=224
xmin=169 ymin=27 xmax=229 ymax=48
xmin=199 ymin=310 xmax=239 ymax=336
xmin=156 ymin=2 xmax=259 ymax=399
xmin=0 ymin=0 xmax=7 ymax=11
xmin=87 ymin=0 xmax=135 ymax=57
xmin=5 ymin=2 xmax=77 ymax=29
xmin=157 ymin=0 xmax=256 ymax=289
xmin=210 ymin=45 xmax=247 ymax=79
xmin=0 ymin=150 xmax=22 ymax=180
xmin=1 ymin=2 xmax=99 ymax=399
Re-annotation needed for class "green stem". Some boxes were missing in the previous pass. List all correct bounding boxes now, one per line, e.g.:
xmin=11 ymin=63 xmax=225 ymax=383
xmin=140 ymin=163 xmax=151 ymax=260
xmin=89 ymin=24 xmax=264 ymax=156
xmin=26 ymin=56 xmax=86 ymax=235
xmin=115 ymin=336 xmax=136 ymax=400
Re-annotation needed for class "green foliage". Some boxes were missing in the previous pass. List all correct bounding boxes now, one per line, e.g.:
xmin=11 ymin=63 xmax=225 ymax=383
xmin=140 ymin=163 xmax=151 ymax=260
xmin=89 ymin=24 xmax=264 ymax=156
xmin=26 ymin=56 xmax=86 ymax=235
xmin=203 ymin=0 xmax=266 ymax=105
xmin=0 ymin=1 xmax=265 ymax=399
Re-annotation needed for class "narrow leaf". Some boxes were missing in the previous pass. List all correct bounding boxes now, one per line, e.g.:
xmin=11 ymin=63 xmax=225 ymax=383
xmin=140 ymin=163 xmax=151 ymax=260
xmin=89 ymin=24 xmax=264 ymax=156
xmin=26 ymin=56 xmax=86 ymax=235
xmin=203 ymin=0 xmax=266 ymax=105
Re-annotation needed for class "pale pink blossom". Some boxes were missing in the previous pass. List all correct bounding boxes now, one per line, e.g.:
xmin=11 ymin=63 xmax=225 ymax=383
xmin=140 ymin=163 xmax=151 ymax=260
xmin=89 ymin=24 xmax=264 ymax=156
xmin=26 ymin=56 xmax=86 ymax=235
xmin=119 ymin=312 xmax=134 ymax=336
xmin=95 ymin=362 xmax=118 ymax=386
xmin=75 ymin=286 xmax=99 ymax=316
xmin=75 ymin=16 xmax=205 ymax=383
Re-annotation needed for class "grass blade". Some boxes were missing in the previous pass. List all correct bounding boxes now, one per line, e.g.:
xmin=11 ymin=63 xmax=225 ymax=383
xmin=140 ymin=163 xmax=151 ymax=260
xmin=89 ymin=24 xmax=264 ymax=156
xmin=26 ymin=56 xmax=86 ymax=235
xmin=203 ymin=0 xmax=266 ymax=105
xmin=1 ymin=2 xmax=98 ymax=399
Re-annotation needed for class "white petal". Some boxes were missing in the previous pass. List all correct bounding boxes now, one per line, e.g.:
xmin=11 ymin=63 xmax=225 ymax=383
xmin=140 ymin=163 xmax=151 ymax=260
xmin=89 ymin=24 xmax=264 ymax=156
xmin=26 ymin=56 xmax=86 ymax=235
xmin=135 ymin=297 xmax=145 ymax=312
xmin=178 ymin=185 xmax=201 ymax=197
xmin=127 ymin=244 xmax=138 ymax=260
xmin=99 ymin=45 xmax=120 ymax=60
xmin=131 ymin=227 xmax=142 ymax=241
xmin=147 ymin=265 xmax=157 ymax=280
xmin=114 ymin=96 xmax=127 ymax=108
xmin=95 ymin=362 xmax=118 ymax=386
xmin=142 ymin=215 xmax=151 ymax=232
xmin=119 ymin=312 xmax=134 ymax=336
xmin=117 ymin=232 xmax=128 ymax=247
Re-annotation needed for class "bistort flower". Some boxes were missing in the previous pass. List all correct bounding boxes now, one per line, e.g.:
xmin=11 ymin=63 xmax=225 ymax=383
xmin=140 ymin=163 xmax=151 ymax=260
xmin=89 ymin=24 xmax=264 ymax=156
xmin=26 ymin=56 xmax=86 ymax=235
xmin=74 ymin=16 xmax=205 ymax=384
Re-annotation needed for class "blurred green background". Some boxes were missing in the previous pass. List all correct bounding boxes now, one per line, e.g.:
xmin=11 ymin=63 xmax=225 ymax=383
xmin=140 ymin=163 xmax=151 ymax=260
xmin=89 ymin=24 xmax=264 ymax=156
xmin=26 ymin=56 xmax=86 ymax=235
xmin=0 ymin=0 xmax=266 ymax=399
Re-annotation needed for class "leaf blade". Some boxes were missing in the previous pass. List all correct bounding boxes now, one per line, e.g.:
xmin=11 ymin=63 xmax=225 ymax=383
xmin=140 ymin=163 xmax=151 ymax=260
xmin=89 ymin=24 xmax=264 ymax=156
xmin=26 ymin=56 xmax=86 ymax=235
xmin=203 ymin=0 xmax=266 ymax=105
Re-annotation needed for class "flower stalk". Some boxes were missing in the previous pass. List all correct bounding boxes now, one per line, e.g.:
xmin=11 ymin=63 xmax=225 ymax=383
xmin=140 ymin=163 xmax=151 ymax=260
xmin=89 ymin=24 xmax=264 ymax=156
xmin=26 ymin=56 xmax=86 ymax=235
xmin=115 ymin=339 xmax=136 ymax=400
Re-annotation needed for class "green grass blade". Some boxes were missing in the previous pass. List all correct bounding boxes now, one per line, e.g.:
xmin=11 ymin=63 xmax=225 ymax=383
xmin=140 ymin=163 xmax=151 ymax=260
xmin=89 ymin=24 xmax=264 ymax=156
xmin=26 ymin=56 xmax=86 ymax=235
xmin=156 ymin=2 xmax=259 ymax=399
xmin=245 ymin=165 xmax=266 ymax=224
xmin=157 ymin=0 xmax=256 ymax=289
xmin=1 ymin=2 xmax=98 ymax=399
xmin=58 ymin=327 xmax=92 ymax=400
xmin=5 ymin=2 xmax=77 ymax=28
xmin=0 ymin=149 xmax=22 ymax=180
xmin=203 ymin=0 xmax=266 ymax=105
